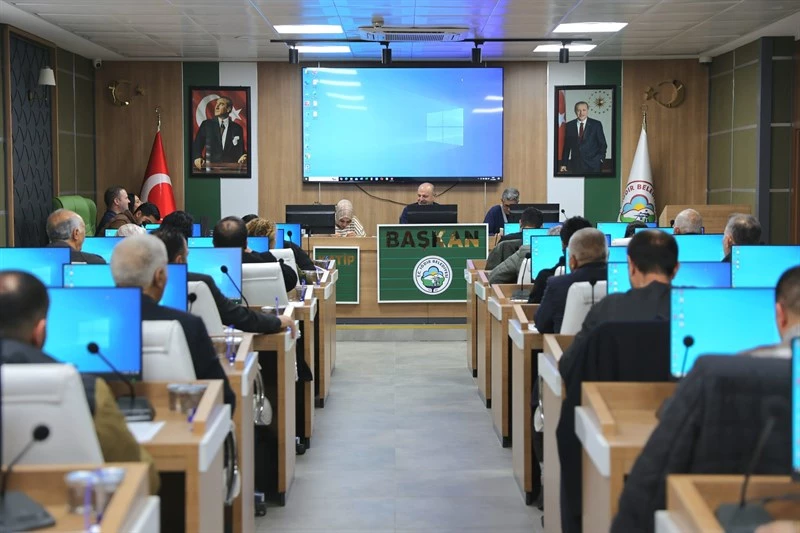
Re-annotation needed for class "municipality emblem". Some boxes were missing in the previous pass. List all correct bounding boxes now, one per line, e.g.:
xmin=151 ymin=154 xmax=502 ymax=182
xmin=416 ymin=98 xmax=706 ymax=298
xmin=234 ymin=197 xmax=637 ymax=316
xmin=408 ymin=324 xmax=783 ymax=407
xmin=413 ymin=256 xmax=452 ymax=295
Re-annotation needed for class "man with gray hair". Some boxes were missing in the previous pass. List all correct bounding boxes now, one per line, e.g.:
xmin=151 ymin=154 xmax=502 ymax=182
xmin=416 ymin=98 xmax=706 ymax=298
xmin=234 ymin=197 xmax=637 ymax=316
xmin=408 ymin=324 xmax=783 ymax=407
xmin=45 ymin=209 xmax=106 ymax=264
xmin=672 ymin=208 xmax=703 ymax=235
xmin=534 ymin=228 xmax=608 ymax=333
xmin=110 ymin=234 xmax=235 ymax=409
xmin=722 ymin=213 xmax=762 ymax=263
xmin=483 ymin=187 xmax=520 ymax=235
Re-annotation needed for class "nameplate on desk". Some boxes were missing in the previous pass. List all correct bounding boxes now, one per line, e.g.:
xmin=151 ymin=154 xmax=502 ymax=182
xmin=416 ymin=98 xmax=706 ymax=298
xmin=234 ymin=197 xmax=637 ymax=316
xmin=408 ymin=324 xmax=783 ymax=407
xmin=320 ymin=270 xmax=330 ymax=284
xmin=488 ymin=298 xmax=503 ymax=320
xmin=464 ymin=269 xmax=472 ymax=283
xmin=538 ymin=352 xmax=562 ymax=398
xmin=509 ymin=320 xmax=525 ymax=349
xmin=330 ymin=268 xmax=338 ymax=283
xmin=127 ymin=421 xmax=166 ymax=443
xmin=475 ymin=282 xmax=487 ymax=300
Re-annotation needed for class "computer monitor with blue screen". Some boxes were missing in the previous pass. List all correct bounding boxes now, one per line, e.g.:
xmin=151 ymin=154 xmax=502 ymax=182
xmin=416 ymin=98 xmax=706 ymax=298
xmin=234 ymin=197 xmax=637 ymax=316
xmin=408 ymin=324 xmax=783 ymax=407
xmin=186 ymin=247 xmax=242 ymax=300
xmin=105 ymin=229 xmax=118 ymax=237
xmin=542 ymin=222 xmax=560 ymax=229
xmin=277 ymin=224 xmax=301 ymax=246
xmin=275 ymin=229 xmax=285 ymax=249
xmin=635 ymin=227 xmax=675 ymax=235
xmin=792 ymin=337 xmax=800 ymax=480
xmin=670 ymin=287 xmax=779 ymax=377
xmin=597 ymin=222 xmax=656 ymax=241
xmin=673 ymin=234 xmax=725 ymax=262
xmin=504 ymin=223 xmax=520 ymax=235
xmin=145 ymin=223 xmax=202 ymax=237
xmin=731 ymin=245 xmax=800 ymax=288
xmin=608 ymin=246 xmax=628 ymax=263
xmin=522 ymin=228 xmax=552 ymax=243
xmin=607 ymin=261 xmax=732 ymax=294
xmin=188 ymin=236 xmax=270 ymax=253
xmin=81 ymin=237 xmax=123 ymax=263
xmin=63 ymin=264 xmax=189 ymax=311
xmin=0 ymin=248 xmax=71 ymax=287
xmin=529 ymin=236 xmax=564 ymax=279
xmin=43 ymin=287 xmax=142 ymax=377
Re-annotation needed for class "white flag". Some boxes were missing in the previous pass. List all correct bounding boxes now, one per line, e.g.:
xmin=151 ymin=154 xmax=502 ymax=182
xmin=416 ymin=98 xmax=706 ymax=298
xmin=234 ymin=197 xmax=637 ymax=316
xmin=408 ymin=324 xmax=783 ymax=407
xmin=619 ymin=127 xmax=656 ymax=223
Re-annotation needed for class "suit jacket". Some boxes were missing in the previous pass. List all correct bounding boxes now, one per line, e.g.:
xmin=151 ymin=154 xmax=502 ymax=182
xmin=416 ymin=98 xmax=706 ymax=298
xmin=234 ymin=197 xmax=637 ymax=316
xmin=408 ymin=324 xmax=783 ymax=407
xmin=46 ymin=241 xmax=106 ymax=264
xmin=483 ymin=204 xmax=506 ymax=235
xmin=188 ymin=272 xmax=282 ymax=334
xmin=560 ymin=117 xmax=607 ymax=173
xmin=534 ymin=261 xmax=607 ymax=333
xmin=242 ymin=250 xmax=298 ymax=291
xmin=106 ymin=210 xmax=137 ymax=230
xmin=498 ymin=231 xmax=522 ymax=243
xmin=192 ymin=118 xmax=246 ymax=163
xmin=485 ymin=239 xmax=521 ymax=270
xmin=286 ymin=242 xmax=316 ymax=271
xmin=140 ymin=295 xmax=236 ymax=410
xmin=96 ymin=209 xmax=116 ymax=235
xmin=527 ymin=257 xmax=565 ymax=304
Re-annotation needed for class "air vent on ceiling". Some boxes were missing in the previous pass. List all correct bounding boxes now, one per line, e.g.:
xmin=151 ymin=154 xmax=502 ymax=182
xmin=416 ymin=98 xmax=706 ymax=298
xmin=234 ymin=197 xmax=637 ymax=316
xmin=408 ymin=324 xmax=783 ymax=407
xmin=357 ymin=26 xmax=469 ymax=42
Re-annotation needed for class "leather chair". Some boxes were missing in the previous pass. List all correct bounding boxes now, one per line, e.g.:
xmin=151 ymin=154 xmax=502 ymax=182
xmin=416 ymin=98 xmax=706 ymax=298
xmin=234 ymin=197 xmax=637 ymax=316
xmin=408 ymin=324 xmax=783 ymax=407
xmin=269 ymin=248 xmax=299 ymax=280
xmin=2 ymin=364 xmax=103 ymax=464
xmin=142 ymin=320 xmax=196 ymax=381
xmin=187 ymin=280 xmax=226 ymax=337
xmin=559 ymin=280 xmax=608 ymax=335
xmin=52 ymin=196 xmax=98 ymax=237
xmin=242 ymin=263 xmax=289 ymax=308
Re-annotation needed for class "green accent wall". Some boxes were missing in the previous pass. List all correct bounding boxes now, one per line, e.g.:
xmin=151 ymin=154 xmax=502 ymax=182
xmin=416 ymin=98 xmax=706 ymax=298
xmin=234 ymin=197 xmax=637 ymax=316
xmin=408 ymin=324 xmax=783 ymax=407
xmin=183 ymin=62 xmax=220 ymax=225
xmin=584 ymin=61 xmax=622 ymax=223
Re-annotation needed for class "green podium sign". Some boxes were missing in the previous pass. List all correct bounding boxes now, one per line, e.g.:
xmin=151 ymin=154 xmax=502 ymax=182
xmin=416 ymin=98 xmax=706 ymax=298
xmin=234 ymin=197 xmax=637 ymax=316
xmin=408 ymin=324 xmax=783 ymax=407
xmin=377 ymin=224 xmax=488 ymax=303
xmin=313 ymin=246 xmax=360 ymax=304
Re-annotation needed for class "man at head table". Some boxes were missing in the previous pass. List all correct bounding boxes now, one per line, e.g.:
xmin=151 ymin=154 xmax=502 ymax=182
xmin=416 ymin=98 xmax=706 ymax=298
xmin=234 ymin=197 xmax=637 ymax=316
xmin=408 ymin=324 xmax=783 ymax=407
xmin=399 ymin=182 xmax=437 ymax=224
xmin=483 ymin=187 xmax=520 ymax=235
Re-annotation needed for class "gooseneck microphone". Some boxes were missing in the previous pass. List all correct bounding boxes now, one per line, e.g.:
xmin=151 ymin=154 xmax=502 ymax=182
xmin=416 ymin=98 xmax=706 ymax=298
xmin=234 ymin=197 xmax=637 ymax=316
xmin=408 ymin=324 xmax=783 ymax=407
xmin=588 ymin=278 xmax=598 ymax=306
xmin=0 ymin=424 xmax=54 ymax=530
xmin=513 ymin=253 xmax=532 ymax=300
xmin=188 ymin=292 xmax=197 ymax=313
xmin=679 ymin=335 xmax=694 ymax=378
xmin=87 ymin=343 xmax=154 ymax=421
xmin=220 ymin=265 xmax=250 ymax=307
xmin=560 ymin=208 xmax=568 ymax=220
xmin=286 ymin=230 xmax=294 ymax=246
xmin=1 ymin=425 xmax=50 ymax=500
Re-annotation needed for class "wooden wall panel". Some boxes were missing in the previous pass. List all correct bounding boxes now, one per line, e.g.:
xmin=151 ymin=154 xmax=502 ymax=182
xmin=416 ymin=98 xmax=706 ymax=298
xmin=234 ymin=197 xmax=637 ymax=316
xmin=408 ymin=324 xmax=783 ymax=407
xmin=258 ymin=62 xmax=547 ymax=234
xmin=621 ymin=60 xmax=709 ymax=211
xmin=95 ymin=62 xmax=183 ymax=214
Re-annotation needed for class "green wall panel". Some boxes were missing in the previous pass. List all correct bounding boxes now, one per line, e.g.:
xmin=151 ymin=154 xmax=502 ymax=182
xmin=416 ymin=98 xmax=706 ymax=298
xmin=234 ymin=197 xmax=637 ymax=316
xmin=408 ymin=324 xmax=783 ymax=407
xmin=56 ymin=48 xmax=95 ymax=198
xmin=771 ymin=60 xmax=793 ymax=123
xmin=770 ymin=192 xmax=791 ymax=244
xmin=583 ymin=60 xmax=621 ymax=224
xmin=183 ymin=62 xmax=220 ymax=224
xmin=709 ymin=73 xmax=733 ymax=134
xmin=708 ymin=133 xmax=732 ymax=191
xmin=710 ymin=52 xmax=733 ymax=77
xmin=708 ymin=190 xmax=732 ymax=205
xmin=735 ymin=40 xmax=760 ymax=66
xmin=731 ymin=191 xmax=756 ymax=214
xmin=731 ymin=128 xmax=758 ymax=189
xmin=733 ymin=63 xmax=759 ymax=128
xmin=771 ymin=127 xmax=792 ymax=189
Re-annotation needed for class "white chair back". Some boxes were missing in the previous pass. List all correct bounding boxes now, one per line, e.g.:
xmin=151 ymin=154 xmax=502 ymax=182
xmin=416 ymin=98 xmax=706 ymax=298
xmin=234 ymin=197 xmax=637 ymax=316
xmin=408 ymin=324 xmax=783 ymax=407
xmin=142 ymin=320 xmax=196 ymax=381
xmin=269 ymin=248 xmax=299 ymax=279
xmin=611 ymin=237 xmax=632 ymax=247
xmin=188 ymin=281 xmax=225 ymax=337
xmin=2 ymin=364 xmax=103 ymax=464
xmin=559 ymin=281 xmax=608 ymax=335
xmin=242 ymin=263 xmax=289 ymax=308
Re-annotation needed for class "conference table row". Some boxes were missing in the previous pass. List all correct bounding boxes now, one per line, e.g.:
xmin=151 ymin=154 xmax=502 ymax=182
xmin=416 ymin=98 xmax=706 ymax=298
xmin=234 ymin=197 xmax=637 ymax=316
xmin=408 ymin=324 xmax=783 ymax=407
xmin=464 ymin=259 xmax=800 ymax=532
xmin=10 ymin=264 xmax=339 ymax=533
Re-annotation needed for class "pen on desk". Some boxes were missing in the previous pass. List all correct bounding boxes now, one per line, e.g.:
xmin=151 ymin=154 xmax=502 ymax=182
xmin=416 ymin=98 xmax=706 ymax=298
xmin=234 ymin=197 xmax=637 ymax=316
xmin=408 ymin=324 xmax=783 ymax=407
xmin=275 ymin=296 xmax=280 ymax=316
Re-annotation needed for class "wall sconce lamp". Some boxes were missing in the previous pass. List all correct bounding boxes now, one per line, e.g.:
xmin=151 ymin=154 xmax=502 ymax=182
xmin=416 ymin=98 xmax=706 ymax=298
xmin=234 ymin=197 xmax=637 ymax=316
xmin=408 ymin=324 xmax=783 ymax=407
xmin=28 ymin=66 xmax=55 ymax=102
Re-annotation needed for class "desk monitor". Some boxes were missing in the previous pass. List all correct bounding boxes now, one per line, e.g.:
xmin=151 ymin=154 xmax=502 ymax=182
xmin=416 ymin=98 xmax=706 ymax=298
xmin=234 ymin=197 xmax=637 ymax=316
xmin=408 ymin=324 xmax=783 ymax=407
xmin=503 ymin=222 xmax=520 ymax=235
xmin=669 ymin=287 xmax=778 ymax=378
xmin=608 ymin=246 xmax=628 ymax=264
xmin=144 ymin=223 xmax=202 ymax=237
xmin=404 ymin=204 xmax=458 ymax=225
xmin=186 ymin=247 xmax=242 ymax=300
xmin=792 ymin=337 xmax=800 ymax=480
xmin=508 ymin=203 xmax=560 ymax=224
xmin=81 ymin=237 xmax=123 ymax=263
xmin=607 ymin=261 xmax=732 ymax=294
xmin=731 ymin=245 xmax=800 ymax=288
xmin=521 ymin=228 xmax=552 ymax=243
xmin=277 ymin=223 xmax=301 ymax=246
xmin=104 ymin=229 xmax=118 ymax=236
xmin=529 ymin=235 xmax=564 ymax=279
xmin=285 ymin=204 xmax=336 ymax=235
xmin=0 ymin=248 xmax=71 ymax=287
xmin=635 ymin=226 xmax=676 ymax=235
xmin=674 ymin=234 xmax=725 ymax=262
xmin=43 ymin=287 xmax=143 ymax=378
xmin=597 ymin=222 xmax=657 ymax=241
xmin=188 ymin=236 xmax=271 ymax=253
xmin=275 ymin=229 xmax=285 ymax=249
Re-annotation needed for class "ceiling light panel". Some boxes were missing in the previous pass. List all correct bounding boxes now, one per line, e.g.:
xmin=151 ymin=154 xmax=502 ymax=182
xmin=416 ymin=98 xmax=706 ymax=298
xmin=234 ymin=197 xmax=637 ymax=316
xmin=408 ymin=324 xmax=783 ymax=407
xmin=296 ymin=45 xmax=351 ymax=53
xmin=534 ymin=44 xmax=597 ymax=52
xmin=554 ymin=22 xmax=628 ymax=32
xmin=273 ymin=24 xmax=343 ymax=33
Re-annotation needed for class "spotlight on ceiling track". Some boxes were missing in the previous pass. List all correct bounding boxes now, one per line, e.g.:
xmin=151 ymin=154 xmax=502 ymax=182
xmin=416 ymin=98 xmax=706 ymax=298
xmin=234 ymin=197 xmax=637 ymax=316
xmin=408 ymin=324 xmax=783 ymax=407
xmin=559 ymin=44 xmax=569 ymax=64
xmin=288 ymin=46 xmax=299 ymax=64
xmin=471 ymin=45 xmax=482 ymax=64
xmin=381 ymin=43 xmax=392 ymax=64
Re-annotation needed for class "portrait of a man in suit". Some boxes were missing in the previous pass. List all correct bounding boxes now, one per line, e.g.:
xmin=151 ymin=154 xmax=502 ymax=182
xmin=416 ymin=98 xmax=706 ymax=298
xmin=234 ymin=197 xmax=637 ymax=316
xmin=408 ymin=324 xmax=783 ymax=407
xmin=559 ymin=101 xmax=607 ymax=174
xmin=191 ymin=92 xmax=249 ymax=176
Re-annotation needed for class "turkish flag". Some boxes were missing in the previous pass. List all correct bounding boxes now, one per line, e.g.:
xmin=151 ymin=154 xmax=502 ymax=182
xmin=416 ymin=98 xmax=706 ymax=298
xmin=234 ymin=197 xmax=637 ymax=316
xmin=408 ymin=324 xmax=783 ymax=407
xmin=141 ymin=131 xmax=176 ymax=219
xmin=557 ymin=90 xmax=566 ymax=161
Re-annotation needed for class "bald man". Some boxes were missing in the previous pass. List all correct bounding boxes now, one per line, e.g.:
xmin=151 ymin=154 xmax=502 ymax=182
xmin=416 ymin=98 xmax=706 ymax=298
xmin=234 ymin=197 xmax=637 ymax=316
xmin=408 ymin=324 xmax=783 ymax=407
xmin=399 ymin=182 xmax=438 ymax=224
xmin=672 ymin=208 xmax=703 ymax=235
xmin=45 ymin=209 xmax=106 ymax=264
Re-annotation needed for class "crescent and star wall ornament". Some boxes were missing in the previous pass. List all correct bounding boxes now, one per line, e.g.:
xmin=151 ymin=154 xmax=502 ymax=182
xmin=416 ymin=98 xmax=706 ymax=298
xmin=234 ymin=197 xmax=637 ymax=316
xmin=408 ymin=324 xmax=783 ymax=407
xmin=643 ymin=80 xmax=685 ymax=109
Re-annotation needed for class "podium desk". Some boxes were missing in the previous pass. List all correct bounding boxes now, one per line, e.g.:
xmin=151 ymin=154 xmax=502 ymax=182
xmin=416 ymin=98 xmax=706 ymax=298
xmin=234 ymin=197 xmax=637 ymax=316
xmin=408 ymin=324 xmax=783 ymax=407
xmin=112 ymin=380 xmax=230 ymax=533
xmin=252 ymin=326 xmax=297 ymax=505
xmin=475 ymin=271 xmax=493 ymax=407
xmin=8 ymin=463 xmax=156 ymax=532
xmin=657 ymin=475 xmax=800 ymax=533
xmin=508 ymin=305 xmax=544 ymax=505
xmin=658 ymin=204 xmax=751 ymax=234
xmin=225 ymin=333 xmax=258 ymax=533
xmin=489 ymin=284 xmax=532 ymax=447
xmin=540 ymin=333 xmax=574 ymax=533
xmin=576 ymin=382 xmax=676 ymax=533
xmin=312 ymin=266 xmax=337 ymax=407
xmin=465 ymin=259 xmax=487 ymax=377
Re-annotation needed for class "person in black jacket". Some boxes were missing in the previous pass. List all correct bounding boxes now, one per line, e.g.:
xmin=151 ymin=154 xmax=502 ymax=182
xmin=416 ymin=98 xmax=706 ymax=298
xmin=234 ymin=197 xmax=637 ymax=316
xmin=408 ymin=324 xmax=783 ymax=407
xmin=110 ymin=234 xmax=236 ymax=410
xmin=152 ymin=226 xmax=296 ymax=336
xmin=213 ymin=216 xmax=298 ymax=291
xmin=528 ymin=216 xmax=591 ymax=304
xmin=497 ymin=206 xmax=543 ymax=243
xmin=46 ymin=209 xmax=106 ymax=264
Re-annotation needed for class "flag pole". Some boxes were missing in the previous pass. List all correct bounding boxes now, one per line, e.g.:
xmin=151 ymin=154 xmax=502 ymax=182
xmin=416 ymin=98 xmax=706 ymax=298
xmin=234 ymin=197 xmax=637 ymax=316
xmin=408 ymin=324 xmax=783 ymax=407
xmin=155 ymin=105 xmax=162 ymax=132
xmin=641 ymin=104 xmax=647 ymax=132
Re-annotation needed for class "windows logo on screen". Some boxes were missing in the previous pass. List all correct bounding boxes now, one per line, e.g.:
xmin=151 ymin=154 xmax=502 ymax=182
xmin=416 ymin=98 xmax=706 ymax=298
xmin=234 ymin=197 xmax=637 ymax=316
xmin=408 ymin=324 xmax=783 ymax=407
xmin=426 ymin=108 xmax=464 ymax=146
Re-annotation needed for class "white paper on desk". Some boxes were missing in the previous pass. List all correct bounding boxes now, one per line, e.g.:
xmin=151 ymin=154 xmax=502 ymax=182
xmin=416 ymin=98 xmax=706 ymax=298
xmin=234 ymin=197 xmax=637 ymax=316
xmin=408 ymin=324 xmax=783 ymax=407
xmin=127 ymin=421 xmax=165 ymax=443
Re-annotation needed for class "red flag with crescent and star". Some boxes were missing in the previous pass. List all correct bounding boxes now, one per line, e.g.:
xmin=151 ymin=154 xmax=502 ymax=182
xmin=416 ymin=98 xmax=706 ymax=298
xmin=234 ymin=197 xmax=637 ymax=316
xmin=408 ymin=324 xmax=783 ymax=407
xmin=140 ymin=130 xmax=176 ymax=219
xmin=557 ymin=89 xmax=566 ymax=161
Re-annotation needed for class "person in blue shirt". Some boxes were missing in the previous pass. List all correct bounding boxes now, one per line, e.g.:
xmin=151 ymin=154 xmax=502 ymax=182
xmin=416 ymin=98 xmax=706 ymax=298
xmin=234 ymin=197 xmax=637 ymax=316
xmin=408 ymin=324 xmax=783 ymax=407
xmin=483 ymin=187 xmax=520 ymax=235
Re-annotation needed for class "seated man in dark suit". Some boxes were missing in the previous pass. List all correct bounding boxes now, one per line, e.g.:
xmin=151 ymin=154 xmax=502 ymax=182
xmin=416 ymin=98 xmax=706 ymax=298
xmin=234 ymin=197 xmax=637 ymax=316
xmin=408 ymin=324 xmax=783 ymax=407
xmin=213 ymin=216 xmax=298 ymax=291
xmin=96 ymin=186 xmax=129 ymax=235
xmin=110 ymin=234 xmax=236 ymax=410
xmin=399 ymin=182 xmax=438 ymax=224
xmin=534 ymin=228 xmax=607 ymax=333
xmin=153 ymin=226 xmax=296 ymax=336
xmin=45 ymin=209 xmax=106 ymax=264
xmin=527 ymin=216 xmax=592 ymax=304
xmin=722 ymin=212 xmax=761 ymax=263
xmin=0 ymin=271 xmax=159 ymax=494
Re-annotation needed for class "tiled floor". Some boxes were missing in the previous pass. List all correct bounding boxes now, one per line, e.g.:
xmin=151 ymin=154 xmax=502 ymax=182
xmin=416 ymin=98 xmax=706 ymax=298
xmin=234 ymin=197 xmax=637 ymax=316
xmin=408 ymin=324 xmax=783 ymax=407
xmin=255 ymin=340 xmax=543 ymax=532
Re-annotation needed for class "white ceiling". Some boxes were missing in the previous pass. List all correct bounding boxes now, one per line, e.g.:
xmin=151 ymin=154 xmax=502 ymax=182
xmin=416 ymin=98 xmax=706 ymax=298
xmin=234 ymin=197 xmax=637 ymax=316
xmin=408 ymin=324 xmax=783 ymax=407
xmin=2 ymin=0 xmax=800 ymax=61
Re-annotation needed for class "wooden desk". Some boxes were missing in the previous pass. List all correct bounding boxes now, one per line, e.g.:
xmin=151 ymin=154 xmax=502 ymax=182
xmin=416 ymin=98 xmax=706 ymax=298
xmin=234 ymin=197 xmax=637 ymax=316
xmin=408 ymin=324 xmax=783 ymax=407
xmin=287 ymin=298 xmax=317 ymax=447
xmin=224 ymin=333 xmax=259 ymax=533
xmin=658 ymin=204 xmax=751 ymax=234
xmin=658 ymin=475 xmax=800 ymax=533
xmin=252 ymin=326 xmax=297 ymax=505
xmin=8 ymin=463 xmax=155 ymax=532
xmin=540 ymin=333 xmax=574 ymax=533
xmin=113 ymin=380 xmax=230 ymax=533
xmin=475 ymin=271 xmax=492 ymax=407
xmin=576 ymin=382 xmax=677 ymax=533
xmin=508 ymin=305 xmax=544 ymax=505
xmin=489 ymin=284 xmax=532 ymax=447
xmin=465 ymin=259 xmax=486 ymax=377
xmin=312 ymin=266 xmax=337 ymax=407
